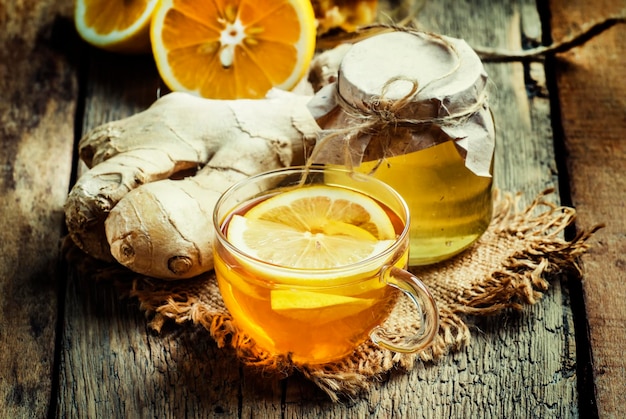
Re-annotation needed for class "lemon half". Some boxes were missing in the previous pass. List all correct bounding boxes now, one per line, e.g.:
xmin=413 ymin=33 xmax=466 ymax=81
xmin=150 ymin=0 xmax=317 ymax=99
xmin=75 ymin=0 xmax=158 ymax=53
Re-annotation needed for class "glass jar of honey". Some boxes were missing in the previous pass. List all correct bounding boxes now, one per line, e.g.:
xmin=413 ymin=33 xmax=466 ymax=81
xmin=309 ymin=30 xmax=496 ymax=265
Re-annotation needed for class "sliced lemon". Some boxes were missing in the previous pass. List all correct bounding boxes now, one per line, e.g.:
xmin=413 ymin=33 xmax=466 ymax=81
xmin=74 ymin=0 xmax=158 ymax=53
xmin=224 ymin=184 xmax=400 ymax=321
xmin=225 ymin=184 xmax=397 ymax=279
xmin=271 ymin=289 xmax=374 ymax=323
xmin=217 ymin=281 xmax=275 ymax=348
xmin=245 ymin=184 xmax=396 ymax=241
xmin=227 ymin=215 xmax=394 ymax=270
xmin=150 ymin=0 xmax=317 ymax=99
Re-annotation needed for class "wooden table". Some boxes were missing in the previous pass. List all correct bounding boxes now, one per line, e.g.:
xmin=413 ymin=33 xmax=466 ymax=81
xmin=1 ymin=0 xmax=624 ymax=417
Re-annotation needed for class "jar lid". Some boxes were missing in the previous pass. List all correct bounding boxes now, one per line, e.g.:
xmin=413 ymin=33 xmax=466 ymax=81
xmin=337 ymin=31 xmax=488 ymax=120
xmin=307 ymin=30 xmax=495 ymax=177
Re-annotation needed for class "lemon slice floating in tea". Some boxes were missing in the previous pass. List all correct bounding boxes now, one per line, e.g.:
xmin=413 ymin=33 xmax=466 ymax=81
xmin=225 ymin=184 xmax=399 ymax=313
xmin=226 ymin=184 xmax=397 ymax=270
xmin=225 ymin=184 xmax=397 ymax=319
xmin=270 ymin=289 xmax=376 ymax=323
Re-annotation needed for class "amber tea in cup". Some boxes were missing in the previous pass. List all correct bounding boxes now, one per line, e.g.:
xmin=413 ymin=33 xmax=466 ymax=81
xmin=213 ymin=166 xmax=439 ymax=364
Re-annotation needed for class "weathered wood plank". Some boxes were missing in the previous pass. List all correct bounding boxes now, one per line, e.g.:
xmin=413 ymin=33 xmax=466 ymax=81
xmin=56 ymin=51 xmax=287 ymax=417
xmin=55 ymin=0 xmax=584 ymax=417
xmin=58 ymin=269 xmax=249 ymax=417
xmin=549 ymin=0 xmax=626 ymax=417
xmin=0 ymin=2 xmax=77 ymax=417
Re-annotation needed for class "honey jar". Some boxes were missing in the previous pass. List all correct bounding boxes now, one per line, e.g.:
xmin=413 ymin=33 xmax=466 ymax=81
xmin=309 ymin=30 xmax=496 ymax=265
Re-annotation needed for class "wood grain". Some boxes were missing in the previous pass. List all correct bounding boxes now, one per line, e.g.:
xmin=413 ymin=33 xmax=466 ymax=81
xmin=0 ymin=2 xmax=76 ymax=417
xmin=1 ymin=0 xmax=613 ymax=417
xmin=59 ymin=0 xmax=577 ymax=418
xmin=58 ymin=0 xmax=578 ymax=417
xmin=549 ymin=0 xmax=626 ymax=417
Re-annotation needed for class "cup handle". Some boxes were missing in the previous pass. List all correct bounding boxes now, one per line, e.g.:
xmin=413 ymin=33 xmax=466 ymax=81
xmin=370 ymin=266 xmax=439 ymax=353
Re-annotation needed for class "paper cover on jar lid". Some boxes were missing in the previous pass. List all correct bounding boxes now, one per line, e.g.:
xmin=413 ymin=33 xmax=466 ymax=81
xmin=308 ymin=30 xmax=495 ymax=178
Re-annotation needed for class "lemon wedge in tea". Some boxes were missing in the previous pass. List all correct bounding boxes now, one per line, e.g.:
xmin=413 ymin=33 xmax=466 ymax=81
xmin=224 ymin=184 xmax=400 ymax=314
xmin=271 ymin=289 xmax=376 ymax=323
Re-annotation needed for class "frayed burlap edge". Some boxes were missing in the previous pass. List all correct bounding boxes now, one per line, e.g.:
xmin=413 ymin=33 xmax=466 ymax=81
xmin=65 ymin=189 xmax=600 ymax=402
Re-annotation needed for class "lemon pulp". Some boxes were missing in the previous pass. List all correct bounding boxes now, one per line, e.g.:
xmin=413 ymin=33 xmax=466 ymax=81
xmin=226 ymin=185 xmax=396 ymax=271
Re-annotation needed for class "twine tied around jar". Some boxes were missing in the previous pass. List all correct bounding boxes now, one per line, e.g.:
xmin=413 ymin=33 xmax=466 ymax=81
xmin=306 ymin=29 xmax=495 ymax=176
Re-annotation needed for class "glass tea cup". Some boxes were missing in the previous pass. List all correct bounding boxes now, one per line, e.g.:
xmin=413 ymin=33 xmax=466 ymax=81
xmin=213 ymin=166 xmax=439 ymax=364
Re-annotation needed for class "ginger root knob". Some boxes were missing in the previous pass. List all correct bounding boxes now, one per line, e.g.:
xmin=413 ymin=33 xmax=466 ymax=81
xmin=168 ymin=256 xmax=193 ymax=275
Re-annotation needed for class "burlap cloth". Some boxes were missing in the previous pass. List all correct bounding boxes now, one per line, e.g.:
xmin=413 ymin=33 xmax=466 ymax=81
xmin=67 ymin=189 xmax=599 ymax=401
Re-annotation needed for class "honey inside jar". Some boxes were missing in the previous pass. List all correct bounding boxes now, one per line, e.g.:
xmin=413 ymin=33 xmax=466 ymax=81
xmin=358 ymin=141 xmax=493 ymax=264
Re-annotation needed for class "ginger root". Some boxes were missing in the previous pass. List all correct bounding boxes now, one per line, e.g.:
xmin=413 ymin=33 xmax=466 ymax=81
xmin=65 ymin=91 xmax=319 ymax=279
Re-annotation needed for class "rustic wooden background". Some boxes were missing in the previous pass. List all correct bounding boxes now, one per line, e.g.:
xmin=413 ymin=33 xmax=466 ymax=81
xmin=1 ymin=0 xmax=624 ymax=417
